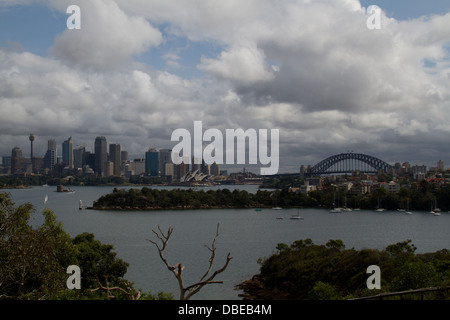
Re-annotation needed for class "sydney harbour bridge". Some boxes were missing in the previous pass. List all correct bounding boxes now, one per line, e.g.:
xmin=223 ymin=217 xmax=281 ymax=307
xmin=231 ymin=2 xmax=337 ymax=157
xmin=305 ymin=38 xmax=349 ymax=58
xmin=303 ymin=152 xmax=393 ymax=177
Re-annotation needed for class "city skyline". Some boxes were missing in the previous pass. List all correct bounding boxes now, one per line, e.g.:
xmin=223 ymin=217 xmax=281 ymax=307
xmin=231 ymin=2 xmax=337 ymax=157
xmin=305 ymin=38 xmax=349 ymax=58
xmin=1 ymin=1 xmax=450 ymax=172
xmin=2 ymin=132 xmax=448 ymax=175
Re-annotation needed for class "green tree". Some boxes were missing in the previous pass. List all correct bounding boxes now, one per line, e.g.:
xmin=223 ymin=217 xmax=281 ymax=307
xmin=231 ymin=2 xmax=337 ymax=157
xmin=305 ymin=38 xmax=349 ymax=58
xmin=308 ymin=281 xmax=342 ymax=300
xmin=0 ymin=192 xmax=171 ymax=300
xmin=0 ymin=193 xmax=76 ymax=299
xmin=391 ymin=261 xmax=440 ymax=291
xmin=71 ymin=232 xmax=129 ymax=290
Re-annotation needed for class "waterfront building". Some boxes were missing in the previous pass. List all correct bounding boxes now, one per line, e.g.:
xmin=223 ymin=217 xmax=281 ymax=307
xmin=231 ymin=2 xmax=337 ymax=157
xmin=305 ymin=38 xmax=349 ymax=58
xmin=381 ymin=181 xmax=400 ymax=193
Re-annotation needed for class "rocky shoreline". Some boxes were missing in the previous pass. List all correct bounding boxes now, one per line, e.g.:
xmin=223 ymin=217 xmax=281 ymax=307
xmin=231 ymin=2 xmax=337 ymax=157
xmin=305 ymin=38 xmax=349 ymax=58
xmin=1 ymin=185 xmax=32 ymax=189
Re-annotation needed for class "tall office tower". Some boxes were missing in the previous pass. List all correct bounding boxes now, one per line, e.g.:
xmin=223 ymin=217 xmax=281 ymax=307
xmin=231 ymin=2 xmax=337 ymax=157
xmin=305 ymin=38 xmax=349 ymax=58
xmin=120 ymin=150 xmax=129 ymax=173
xmin=83 ymin=151 xmax=95 ymax=169
xmin=94 ymin=136 xmax=108 ymax=177
xmin=62 ymin=137 xmax=74 ymax=168
xmin=175 ymin=161 xmax=189 ymax=181
xmin=210 ymin=162 xmax=220 ymax=176
xmin=44 ymin=139 xmax=57 ymax=170
xmin=109 ymin=143 xmax=121 ymax=176
xmin=158 ymin=149 xmax=172 ymax=176
xmin=145 ymin=148 xmax=159 ymax=176
xmin=73 ymin=144 xmax=86 ymax=169
xmin=121 ymin=150 xmax=129 ymax=163
xmin=48 ymin=139 xmax=56 ymax=151
xmin=201 ymin=159 xmax=210 ymax=175
xmin=11 ymin=147 xmax=23 ymax=174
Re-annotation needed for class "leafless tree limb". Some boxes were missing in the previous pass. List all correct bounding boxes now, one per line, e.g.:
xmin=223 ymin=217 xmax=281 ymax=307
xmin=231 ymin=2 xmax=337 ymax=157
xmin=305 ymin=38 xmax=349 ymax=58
xmin=148 ymin=223 xmax=232 ymax=300
xmin=91 ymin=278 xmax=142 ymax=300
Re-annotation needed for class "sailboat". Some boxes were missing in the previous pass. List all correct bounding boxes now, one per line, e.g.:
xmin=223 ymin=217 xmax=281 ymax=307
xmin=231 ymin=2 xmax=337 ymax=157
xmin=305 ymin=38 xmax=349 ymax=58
xmin=405 ymin=198 xmax=412 ymax=215
xmin=375 ymin=198 xmax=386 ymax=212
xmin=330 ymin=193 xmax=342 ymax=213
xmin=342 ymin=196 xmax=352 ymax=212
xmin=44 ymin=194 xmax=48 ymax=205
xmin=431 ymin=198 xmax=441 ymax=216
xmin=330 ymin=206 xmax=342 ymax=213
xmin=290 ymin=208 xmax=304 ymax=220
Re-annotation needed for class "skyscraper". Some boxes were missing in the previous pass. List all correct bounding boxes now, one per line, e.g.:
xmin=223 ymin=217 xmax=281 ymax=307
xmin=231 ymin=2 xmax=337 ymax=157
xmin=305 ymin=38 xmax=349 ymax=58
xmin=11 ymin=147 xmax=23 ymax=174
xmin=94 ymin=136 xmax=108 ymax=177
xmin=109 ymin=143 xmax=121 ymax=176
xmin=145 ymin=148 xmax=159 ymax=176
xmin=120 ymin=150 xmax=129 ymax=173
xmin=62 ymin=137 xmax=73 ymax=169
xmin=158 ymin=149 xmax=172 ymax=176
xmin=210 ymin=162 xmax=220 ymax=176
xmin=44 ymin=139 xmax=57 ymax=171
xmin=73 ymin=144 xmax=85 ymax=169
xmin=121 ymin=150 xmax=129 ymax=164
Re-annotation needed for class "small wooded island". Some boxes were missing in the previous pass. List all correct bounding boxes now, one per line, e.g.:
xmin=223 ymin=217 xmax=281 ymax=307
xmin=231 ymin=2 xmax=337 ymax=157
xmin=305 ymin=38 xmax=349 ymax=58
xmin=89 ymin=180 xmax=450 ymax=211
xmin=89 ymin=187 xmax=303 ymax=210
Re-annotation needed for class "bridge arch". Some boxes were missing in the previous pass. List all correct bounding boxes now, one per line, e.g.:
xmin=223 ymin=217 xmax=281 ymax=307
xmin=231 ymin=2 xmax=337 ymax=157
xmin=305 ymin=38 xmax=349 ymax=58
xmin=305 ymin=153 xmax=393 ymax=176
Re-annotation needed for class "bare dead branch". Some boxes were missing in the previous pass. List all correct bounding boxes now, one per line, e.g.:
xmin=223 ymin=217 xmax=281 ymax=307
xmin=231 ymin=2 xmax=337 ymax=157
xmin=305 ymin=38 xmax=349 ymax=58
xmin=148 ymin=223 xmax=232 ymax=300
xmin=91 ymin=278 xmax=142 ymax=300
xmin=200 ymin=223 xmax=220 ymax=282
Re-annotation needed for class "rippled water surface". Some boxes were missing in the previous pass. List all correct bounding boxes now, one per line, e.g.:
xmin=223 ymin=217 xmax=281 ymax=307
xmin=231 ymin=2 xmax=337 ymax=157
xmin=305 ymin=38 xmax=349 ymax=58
xmin=6 ymin=185 xmax=450 ymax=299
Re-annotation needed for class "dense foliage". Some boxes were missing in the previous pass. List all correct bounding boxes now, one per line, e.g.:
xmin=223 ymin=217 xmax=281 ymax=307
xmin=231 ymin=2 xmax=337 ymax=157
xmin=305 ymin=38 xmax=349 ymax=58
xmin=92 ymin=181 xmax=450 ymax=211
xmin=0 ymin=192 xmax=172 ymax=300
xmin=92 ymin=187 xmax=315 ymax=209
xmin=241 ymin=239 xmax=450 ymax=300
xmin=0 ymin=193 xmax=76 ymax=299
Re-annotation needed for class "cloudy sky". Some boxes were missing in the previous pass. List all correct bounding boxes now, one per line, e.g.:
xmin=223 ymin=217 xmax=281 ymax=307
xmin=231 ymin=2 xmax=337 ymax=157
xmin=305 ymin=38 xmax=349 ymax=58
xmin=1 ymin=0 xmax=450 ymax=173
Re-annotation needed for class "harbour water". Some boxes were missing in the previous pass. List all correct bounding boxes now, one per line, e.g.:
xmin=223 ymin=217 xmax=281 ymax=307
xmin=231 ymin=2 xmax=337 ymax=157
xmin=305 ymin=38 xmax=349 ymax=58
xmin=5 ymin=185 xmax=450 ymax=300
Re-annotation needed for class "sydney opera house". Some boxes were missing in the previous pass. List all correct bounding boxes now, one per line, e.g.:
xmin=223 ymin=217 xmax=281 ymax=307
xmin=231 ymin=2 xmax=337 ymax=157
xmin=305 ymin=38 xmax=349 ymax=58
xmin=179 ymin=169 xmax=210 ymax=183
